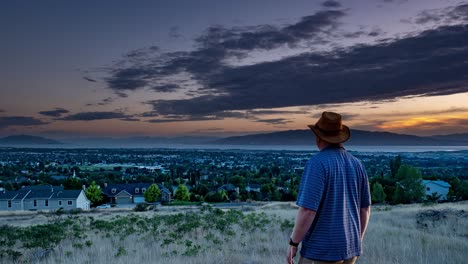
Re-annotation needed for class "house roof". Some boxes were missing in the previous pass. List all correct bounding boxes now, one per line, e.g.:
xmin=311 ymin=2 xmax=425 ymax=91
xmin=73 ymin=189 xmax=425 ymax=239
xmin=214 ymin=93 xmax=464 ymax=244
xmin=22 ymin=185 xmax=65 ymax=191
xmin=0 ymin=186 xmax=83 ymax=201
xmin=423 ymin=180 xmax=451 ymax=188
xmin=217 ymin=184 xmax=237 ymax=192
xmin=51 ymin=190 xmax=84 ymax=199
xmin=102 ymin=183 xmax=170 ymax=197
xmin=0 ymin=189 xmax=30 ymax=200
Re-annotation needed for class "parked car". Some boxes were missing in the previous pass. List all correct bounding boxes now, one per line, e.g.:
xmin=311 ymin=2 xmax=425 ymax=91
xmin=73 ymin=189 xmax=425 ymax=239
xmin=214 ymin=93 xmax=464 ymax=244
xmin=96 ymin=204 xmax=111 ymax=209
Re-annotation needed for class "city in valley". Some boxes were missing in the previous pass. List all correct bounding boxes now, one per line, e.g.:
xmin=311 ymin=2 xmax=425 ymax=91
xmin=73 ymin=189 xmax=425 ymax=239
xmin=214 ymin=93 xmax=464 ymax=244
xmin=1 ymin=147 xmax=466 ymax=207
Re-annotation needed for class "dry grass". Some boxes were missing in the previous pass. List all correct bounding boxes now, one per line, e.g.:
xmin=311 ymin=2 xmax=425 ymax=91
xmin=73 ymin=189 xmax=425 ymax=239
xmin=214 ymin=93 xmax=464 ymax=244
xmin=0 ymin=201 xmax=466 ymax=264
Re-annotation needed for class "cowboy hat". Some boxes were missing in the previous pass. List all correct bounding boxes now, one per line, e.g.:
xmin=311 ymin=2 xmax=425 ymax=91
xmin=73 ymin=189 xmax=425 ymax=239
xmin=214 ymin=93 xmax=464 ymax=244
xmin=308 ymin=111 xmax=350 ymax=144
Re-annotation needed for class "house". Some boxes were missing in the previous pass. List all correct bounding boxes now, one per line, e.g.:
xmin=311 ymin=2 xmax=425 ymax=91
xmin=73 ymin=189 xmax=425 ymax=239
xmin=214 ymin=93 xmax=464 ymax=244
xmin=423 ymin=180 xmax=451 ymax=201
xmin=217 ymin=184 xmax=239 ymax=195
xmin=245 ymin=184 xmax=261 ymax=193
xmin=102 ymin=183 xmax=171 ymax=205
xmin=0 ymin=185 xmax=90 ymax=211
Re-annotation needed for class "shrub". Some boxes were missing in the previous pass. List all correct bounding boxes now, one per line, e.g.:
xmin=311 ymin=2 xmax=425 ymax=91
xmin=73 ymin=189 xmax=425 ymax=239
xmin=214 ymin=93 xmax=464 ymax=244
xmin=134 ymin=203 xmax=149 ymax=212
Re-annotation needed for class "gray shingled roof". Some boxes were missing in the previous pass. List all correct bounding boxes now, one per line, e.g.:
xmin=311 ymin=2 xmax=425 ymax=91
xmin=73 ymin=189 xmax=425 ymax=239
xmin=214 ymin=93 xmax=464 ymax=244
xmin=102 ymin=183 xmax=170 ymax=197
xmin=0 ymin=186 xmax=82 ymax=201
xmin=51 ymin=190 xmax=83 ymax=199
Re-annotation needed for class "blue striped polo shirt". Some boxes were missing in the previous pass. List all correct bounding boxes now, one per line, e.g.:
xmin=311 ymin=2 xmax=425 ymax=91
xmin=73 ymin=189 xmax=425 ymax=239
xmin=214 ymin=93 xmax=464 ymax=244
xmin=297 ymin=145 xmax=371 ymax=261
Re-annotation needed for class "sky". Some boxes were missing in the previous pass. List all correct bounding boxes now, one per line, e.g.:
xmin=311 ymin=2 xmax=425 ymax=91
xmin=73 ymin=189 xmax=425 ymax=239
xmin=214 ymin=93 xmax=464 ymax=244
xmin=1 ymin=0 xmax=468 ymax=139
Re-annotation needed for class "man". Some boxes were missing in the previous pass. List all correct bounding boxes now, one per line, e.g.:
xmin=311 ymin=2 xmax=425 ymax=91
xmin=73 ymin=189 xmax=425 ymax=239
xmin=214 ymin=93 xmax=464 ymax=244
xmin=287 ymin=111 xmax=371 ymax=264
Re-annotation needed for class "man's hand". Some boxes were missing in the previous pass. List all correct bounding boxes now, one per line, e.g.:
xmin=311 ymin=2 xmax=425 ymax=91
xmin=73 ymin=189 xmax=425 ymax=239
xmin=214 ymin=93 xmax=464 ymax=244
xmin=286 ymin=245 xmax=297 ymax=264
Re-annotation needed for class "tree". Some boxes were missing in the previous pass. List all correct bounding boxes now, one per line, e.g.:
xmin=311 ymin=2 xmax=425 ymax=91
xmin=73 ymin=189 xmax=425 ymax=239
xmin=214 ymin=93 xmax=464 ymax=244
xmin=426 ymin=192 xmax=442 ymax=202
xmin=393 ymin=165 xmax=425 ymax=204
xmin=174 ymin=184 xmax=190 ymax=201
xmin=64 ymin=177 xmax=81 ymax=190
xmin=144 ymin=183 xmax=161 ymax=203
xmin=85 ymin=181 xmax=103 ymax=207
xmin=390 ymin=155 xmax=401 ymax=178
xmin=371 ymin=182 xmax=386 ymax=203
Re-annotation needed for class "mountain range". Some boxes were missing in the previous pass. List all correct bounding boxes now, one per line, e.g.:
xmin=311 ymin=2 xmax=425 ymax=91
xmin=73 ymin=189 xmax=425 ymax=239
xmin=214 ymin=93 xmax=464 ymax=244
xmin=0 ymin=130 xmax=467 ymax=147
xmin=0 ymin=135 xmax=62 ymax=145
xmin=214 ymin=129 xmax=468 ymax=146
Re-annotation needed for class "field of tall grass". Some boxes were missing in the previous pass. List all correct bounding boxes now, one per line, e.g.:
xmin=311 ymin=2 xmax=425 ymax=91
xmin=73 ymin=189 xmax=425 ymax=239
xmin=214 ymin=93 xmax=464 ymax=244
xmin=0 ymin=201 xmax=466 ymax=264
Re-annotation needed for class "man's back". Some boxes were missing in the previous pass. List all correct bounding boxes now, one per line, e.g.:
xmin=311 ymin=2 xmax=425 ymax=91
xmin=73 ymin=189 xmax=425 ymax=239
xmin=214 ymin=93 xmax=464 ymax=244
xmin=297 ymin=145 xmax=371 ymax=261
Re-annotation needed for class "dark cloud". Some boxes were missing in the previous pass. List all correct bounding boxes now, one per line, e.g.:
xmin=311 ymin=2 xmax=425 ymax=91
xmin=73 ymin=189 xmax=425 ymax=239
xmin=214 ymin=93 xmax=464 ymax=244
xmin=83 ymin=77 xmax=97 ymax=82
xmin=146 ymin=24 xmax=468 ymax=118
xmin=105 ymin=10 xmax=346 ymax=94
xmin=145 ymin=110 xmax=247 ymax=123
xmin=255 ymin=118 xmax=293 ymax=125
xmin=137 ymin=111 xmax=160 ymax=118
xmin=151 ymin=84 xmax=180 ymax=93
xmin=147 ymin=116 xmax=222 ymax=123
xmin=0 ymin=109 xmax=5 ymax=113
xmin=196 ymin=10 xmax=345 ymax=51
xmin=0 ymin=116 xmax=49 ymax=129
xmin=322 ymin=0 xmax=341 ymax=8
xmin=98 ymin=97 xmax=114 ymax=106
xmin=59 ymin=111 xmax=131 ymax=121
xmin=39 ymin=108 xmax=70 ymax=117
xmin=414 ymin=4 xmax=468 ymax=25
xmin=120 ymin=117 xmax=140 ymax=122
xmin=102 ymin=8 xmax=468 ymax=123
xmin=247 ymin=110 xmax=307 ymax=115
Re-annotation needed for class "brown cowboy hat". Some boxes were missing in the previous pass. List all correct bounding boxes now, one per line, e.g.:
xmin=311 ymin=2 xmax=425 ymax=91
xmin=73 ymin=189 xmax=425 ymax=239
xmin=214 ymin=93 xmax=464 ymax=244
xmin=308 ymin=111 xmax=350 ymax=144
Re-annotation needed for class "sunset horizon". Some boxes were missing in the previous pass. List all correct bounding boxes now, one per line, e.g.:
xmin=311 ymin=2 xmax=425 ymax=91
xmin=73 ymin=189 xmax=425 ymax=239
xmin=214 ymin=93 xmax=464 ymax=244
xmin=2 ymin=0 xmax=468 ymax=139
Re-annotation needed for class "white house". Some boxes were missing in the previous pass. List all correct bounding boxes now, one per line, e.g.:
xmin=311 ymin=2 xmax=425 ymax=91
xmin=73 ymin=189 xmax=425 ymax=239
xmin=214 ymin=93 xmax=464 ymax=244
xmin=423 ymin=180 xmax=451 ymax=201
xmin=0 ymin=185 xmax=90 ymax=211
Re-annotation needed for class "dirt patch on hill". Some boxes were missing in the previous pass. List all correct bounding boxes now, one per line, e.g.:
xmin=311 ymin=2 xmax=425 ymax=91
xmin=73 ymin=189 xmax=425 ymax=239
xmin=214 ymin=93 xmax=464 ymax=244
xmin=416 ymin=208 xmax=468 ymax=237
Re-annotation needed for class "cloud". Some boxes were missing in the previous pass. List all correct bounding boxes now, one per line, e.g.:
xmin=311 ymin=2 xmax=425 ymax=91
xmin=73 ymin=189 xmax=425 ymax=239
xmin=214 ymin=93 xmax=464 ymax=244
xmin=120 ymin=117 xmax=140 ymax=122
xmin=151 ymin=84 xmax=180 ymax=93
xmin=145 ymin=110 xmax=247 ymax=123
xmin=0 ymin=109 xmax=5 ymax=113
xmin=146 ymin=24 xmax=468 ymax=118
xmin=101 ymin=8 xmax=468 ymax=123
xmin=59 ymin=111 xmax=131 ymax=121
xmin=0 ymin=116 xmax=49 ymax=129
xmin=137 ymin=111 xmax=160 ymax=118
xmin=247 ymin=109 xmax=308 ymax=115
xmin=38 ymin=108 xmax=70 ymax=117
xmin=414 ymin=4 xmax=468 ymax=25
xmin=83 ymin=77 xmax=97 ymax=82
xmin=97 ymin=97 xmax=114 ymax=106
xmin=255 ymin=118 xmax=293 ymax=125
xmin=104 ymin=10 xmax=347 ymax=94
xmin=322 ymin=0 xmax=341 ymax=8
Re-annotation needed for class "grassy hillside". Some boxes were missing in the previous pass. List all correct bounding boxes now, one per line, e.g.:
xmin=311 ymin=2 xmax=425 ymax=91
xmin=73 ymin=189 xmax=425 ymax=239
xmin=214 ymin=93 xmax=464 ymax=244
xmin=0 ymin=202 xmax=466 ymax=263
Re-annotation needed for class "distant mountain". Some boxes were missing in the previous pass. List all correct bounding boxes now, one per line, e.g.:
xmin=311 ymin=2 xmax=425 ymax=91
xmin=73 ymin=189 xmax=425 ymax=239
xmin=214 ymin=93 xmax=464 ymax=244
xmin=61 ymin=135 xmax=219 ymax=147
xmin=213 ymin=129 xmax=468 ymax=146
xmin=0 ymin=135 xmax=62 ymax=145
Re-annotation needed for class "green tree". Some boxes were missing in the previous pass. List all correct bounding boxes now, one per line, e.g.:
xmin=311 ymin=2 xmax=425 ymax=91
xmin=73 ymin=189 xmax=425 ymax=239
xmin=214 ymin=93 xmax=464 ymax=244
xmin=458 ymin=181 xmax=468 ymax=200
xmin=64 ymin=177 xmax=81 ymax=190
xmin=174 ymin=184 xmax=190 ymax=201
xmin=390 ymin=155 xmax=402 ymax=178
xmin=393 ymin=165 xmax=425 ymax=204
xmin=426 ymin=192 xmax=442 ymax=202
xmin=371 ymin=182 xmax=386 ymax=203
xmin=85 ymin=181 xmax=103 ymax=207
xmin=144 ymin=183 xmax=161 ymax=203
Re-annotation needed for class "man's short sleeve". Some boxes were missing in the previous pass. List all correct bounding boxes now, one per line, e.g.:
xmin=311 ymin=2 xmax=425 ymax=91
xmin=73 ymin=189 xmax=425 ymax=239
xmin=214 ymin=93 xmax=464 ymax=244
xmin=296 ymin=158 xmax=325 ymax=211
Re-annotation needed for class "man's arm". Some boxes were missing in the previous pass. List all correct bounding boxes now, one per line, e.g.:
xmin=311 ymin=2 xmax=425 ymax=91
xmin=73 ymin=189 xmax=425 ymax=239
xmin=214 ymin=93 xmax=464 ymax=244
xmin=360 ymin=206 xmax=371 ymax=240
xmin=287 ymin=206 xmax=316 ymax=264
xmin=291 ymin=206 xmax=316 ymax=243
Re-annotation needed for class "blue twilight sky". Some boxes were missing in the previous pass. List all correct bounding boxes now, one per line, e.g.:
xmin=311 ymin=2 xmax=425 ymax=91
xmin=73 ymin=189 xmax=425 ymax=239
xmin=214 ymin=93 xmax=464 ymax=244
xmin=1 ymin=0 xmax=468 ymax=138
